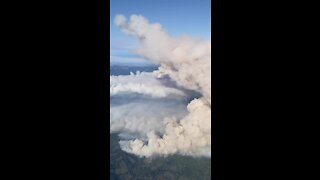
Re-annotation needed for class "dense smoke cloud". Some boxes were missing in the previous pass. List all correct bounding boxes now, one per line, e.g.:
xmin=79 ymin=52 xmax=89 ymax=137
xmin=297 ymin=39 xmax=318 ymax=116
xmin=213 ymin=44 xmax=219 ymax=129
xmin=113 ymin=14 xmax=211 ymax=157
xmin=110 ymin=96 xmax=188 ymax=137
xmin=110 ymin=72 xmax=186 ymax=98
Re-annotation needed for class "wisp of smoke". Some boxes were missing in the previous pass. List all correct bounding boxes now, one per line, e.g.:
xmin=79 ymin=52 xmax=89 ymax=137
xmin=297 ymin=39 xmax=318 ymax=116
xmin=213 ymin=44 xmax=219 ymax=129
xmin=113 ymin=14 xmax=211 ymax=158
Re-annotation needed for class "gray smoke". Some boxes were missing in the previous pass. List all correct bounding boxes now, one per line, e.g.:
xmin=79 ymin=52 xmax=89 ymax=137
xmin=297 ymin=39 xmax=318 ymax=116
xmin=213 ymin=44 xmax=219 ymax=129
xmin=110 ymin=71 xmax=190 ymax=144
xmin=113 ymin=14 xmax=211 ymax=157
xmin=110 ymin=97 xmax=188 ymax=137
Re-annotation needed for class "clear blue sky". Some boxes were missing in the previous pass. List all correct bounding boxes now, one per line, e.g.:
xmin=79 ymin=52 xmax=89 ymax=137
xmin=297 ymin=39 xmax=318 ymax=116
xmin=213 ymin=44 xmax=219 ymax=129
xmin=110 ymin=0 xmax=211 ymax=65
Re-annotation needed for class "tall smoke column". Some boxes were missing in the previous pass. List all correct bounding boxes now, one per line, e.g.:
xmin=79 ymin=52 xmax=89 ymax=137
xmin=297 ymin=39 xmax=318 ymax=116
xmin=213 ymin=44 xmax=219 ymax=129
xmin=114 ymin=14 xmax=211 ymax=157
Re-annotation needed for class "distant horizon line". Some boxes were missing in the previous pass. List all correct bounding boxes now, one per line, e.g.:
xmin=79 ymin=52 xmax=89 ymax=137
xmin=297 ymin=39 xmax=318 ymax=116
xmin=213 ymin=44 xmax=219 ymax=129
xmin=110 ymin=62 xmax=159 ymax=67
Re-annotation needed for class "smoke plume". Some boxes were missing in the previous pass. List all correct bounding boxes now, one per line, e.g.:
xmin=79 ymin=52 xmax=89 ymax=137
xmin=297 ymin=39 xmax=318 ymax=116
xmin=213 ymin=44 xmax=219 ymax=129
xmin=113 ymin=14 xmax=211 ymax=157
xmin=110 ymin=71 xmax=186 ymax=98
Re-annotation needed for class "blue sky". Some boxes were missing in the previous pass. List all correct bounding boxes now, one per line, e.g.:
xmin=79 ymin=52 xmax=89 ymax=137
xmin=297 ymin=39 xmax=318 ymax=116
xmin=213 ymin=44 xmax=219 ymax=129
xmin=110 ymin=0 xmax=211 ymax=65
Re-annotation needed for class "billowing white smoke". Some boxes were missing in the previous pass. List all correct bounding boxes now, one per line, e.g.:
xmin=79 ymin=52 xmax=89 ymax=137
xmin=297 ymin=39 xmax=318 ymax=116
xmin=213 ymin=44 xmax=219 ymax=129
xmin=110 ymin=71 xmax=189 ymax=136
xmin=110 ymin=97 xmax=188 ymax=137
xmin=110 ymin=70 xmax=196 ymax=147
xmin=110 ymin=71 xmax=185 ymax=98
xmin=113 ymin=14 xmax=211 ymax=157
